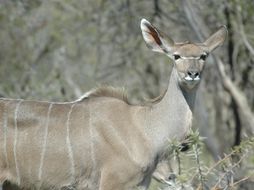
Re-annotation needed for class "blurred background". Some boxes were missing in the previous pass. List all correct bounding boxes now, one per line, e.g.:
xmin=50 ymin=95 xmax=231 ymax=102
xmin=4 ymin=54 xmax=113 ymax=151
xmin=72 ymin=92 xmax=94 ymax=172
xmin=0 ymin=0 xmax=253 ymax=189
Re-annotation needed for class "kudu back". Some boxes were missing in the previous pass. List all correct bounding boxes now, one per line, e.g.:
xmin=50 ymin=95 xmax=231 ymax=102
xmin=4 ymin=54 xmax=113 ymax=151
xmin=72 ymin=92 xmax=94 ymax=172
xmin=0 ymin=19 xmax=227 ymax=190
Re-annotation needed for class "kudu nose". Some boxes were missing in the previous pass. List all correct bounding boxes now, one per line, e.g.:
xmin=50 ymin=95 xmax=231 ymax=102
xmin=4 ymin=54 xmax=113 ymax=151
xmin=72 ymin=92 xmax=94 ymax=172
xmin=187 ymin=70 xmax=200 ymax=80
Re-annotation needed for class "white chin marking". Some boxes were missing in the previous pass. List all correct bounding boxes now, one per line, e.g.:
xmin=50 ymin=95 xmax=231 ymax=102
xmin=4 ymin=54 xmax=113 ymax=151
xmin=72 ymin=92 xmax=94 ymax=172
xmin=184 ymin=76 xmax=200 ymax=81
xmin=194 ymin=76 xmax=200 ymax=81
xmin=185 ymin=76 xmax=193 ymax=81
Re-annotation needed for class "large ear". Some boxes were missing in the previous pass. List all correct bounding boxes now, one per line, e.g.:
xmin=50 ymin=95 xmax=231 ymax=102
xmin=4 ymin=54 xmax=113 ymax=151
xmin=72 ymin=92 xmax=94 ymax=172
xmin=140 ymin=19 xmax=174 ymax=54
xmin=203 ymin=26 xmax=227 ymax=52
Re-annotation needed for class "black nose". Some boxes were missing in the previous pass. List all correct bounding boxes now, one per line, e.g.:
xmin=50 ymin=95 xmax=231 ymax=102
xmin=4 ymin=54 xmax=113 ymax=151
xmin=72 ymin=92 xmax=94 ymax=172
xmin=187 ymin=70 xmax=199 ymax=79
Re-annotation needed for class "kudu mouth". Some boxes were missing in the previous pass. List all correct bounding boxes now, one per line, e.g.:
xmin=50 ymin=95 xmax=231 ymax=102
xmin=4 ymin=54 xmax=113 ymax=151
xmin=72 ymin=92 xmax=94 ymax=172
xmin=184 ymin=69 xmax=201 ymax=87
xmin=180 ymin=72 xmax=201 ymax=89
xmin=178 ymin=70 xmax=201 ymax=83
xmin=184 ymin=75 xmax=200 ymax=82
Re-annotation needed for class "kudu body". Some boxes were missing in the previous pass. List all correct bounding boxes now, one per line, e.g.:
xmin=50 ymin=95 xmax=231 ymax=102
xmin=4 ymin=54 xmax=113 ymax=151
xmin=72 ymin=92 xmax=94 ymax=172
xmin=0 ymin=19 xmax=226 ymax=190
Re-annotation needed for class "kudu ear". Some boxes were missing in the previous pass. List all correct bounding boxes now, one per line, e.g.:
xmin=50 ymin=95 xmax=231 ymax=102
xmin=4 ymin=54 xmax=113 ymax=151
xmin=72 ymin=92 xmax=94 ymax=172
xmin=140 ymin=19 xmax=174 ymax=54
xmin=203 ymin=26 xmax=227 ymax=52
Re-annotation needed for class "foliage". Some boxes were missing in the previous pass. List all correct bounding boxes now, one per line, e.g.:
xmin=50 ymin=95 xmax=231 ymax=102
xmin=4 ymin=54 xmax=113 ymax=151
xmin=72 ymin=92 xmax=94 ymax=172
xmin=0 ymin=0 xmax=253 ymax=189
xmin=153 ymin=132 xmax=254 ymax=190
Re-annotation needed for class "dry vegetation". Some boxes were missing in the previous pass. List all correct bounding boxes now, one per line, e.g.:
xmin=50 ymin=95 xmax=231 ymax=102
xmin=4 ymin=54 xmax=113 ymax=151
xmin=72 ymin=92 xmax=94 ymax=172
xmin=0 ymin=0 xmax=253 ymax=189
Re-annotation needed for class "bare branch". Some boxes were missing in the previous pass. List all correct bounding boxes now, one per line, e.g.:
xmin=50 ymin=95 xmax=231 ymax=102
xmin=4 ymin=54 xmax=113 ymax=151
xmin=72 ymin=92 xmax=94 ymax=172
xmin=216 ymin=57 xmax=254 ymax=136
xmin=236 ymin=6 xmax=254 ymax=56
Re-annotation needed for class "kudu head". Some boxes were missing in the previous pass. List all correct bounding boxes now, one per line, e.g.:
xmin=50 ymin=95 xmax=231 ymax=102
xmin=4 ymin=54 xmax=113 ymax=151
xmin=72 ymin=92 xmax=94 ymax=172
xmin=140 ymin=19 xmax=227 ymax=90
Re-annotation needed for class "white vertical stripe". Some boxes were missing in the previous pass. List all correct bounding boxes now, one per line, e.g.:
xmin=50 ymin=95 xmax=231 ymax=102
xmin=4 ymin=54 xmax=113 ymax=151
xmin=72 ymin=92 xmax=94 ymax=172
xmin=3 ymin=101 xmax=9 ymax=168
xmin=38 ymin=103 xmax=53 ymax=180
xmin=66 ymin=104 xmax=76 ymax=182
xmin=13 ymin=100 xmax=22 ymax=185
xmin=88 ymin=103 xmax=96 ymax=170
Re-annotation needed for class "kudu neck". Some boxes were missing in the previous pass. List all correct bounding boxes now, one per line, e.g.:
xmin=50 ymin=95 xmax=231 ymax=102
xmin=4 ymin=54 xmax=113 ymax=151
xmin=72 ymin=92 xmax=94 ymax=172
xmin=148 ymin=67 xmax=197 ymax=151
xmin=157 ymin=68 xmax=197 ymax=111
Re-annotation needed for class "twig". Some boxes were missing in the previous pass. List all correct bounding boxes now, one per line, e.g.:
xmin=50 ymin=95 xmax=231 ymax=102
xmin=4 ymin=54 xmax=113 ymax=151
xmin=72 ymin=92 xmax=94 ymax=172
xmin=205 ymin=149 xmax=237 ymax=176
xmin=212 ymin=153 xmax=247 ymax=189
xmin=231 ymin=175 xmax=251 ymax=187
xmin=193 ymin=144 xmax=205 ymax=189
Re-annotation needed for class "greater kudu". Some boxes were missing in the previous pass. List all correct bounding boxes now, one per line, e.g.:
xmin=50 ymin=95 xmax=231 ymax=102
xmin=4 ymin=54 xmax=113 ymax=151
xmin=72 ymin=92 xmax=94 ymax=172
xmin=0 ymin=19 xmax=227 ymax=190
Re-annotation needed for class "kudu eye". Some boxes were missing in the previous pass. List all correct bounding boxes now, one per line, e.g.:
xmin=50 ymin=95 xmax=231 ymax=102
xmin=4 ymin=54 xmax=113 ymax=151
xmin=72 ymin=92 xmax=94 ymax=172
xmin=174 ymin=54 xmax=181 ymax=60
xmin=200 ymin=54 xmax=207 ymax=61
